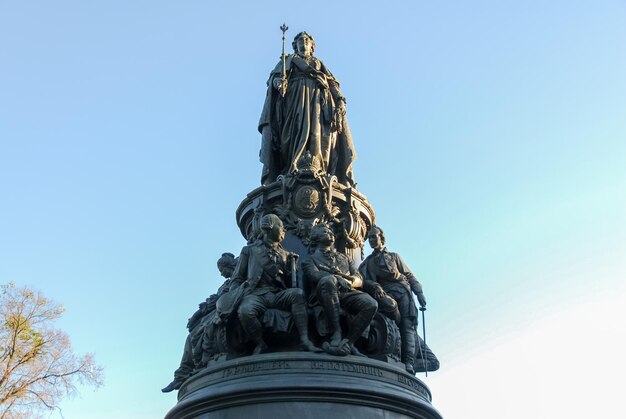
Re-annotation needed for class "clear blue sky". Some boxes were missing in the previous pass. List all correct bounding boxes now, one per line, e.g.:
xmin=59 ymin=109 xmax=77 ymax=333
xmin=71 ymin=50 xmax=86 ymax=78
xmin=1 ymin=1 xmax=625 ymax=418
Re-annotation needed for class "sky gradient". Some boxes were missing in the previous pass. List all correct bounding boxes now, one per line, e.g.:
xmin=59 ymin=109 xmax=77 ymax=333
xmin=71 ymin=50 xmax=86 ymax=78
xmin=1 ymin=1 xmax=625 ymax=418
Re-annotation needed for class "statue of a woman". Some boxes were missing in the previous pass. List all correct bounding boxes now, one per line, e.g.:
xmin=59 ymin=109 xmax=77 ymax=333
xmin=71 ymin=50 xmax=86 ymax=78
xmin=258 ymin=32 xmax=356 ymax=186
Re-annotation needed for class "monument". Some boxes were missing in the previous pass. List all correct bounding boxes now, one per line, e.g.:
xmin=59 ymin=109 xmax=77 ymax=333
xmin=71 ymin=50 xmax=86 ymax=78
xmin=164 ymin=27 xmax=442 ymax=419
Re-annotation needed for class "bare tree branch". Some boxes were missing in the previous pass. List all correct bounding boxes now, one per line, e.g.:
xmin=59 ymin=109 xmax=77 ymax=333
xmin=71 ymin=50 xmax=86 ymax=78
xmin=0 ymin=283 xmax=103 ymax=418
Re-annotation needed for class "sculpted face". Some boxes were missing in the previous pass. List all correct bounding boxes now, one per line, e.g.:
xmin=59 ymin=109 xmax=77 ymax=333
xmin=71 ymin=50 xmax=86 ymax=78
xmin=267 ymin=222 xmax=286 ymax=243
xmin=219 ymin=265 xmax=234 ymax=278
xmin=368 ymin=229 xmax=383 ymax=250
xmin=260 ymin=215 xmax=285 ymax=244
xmin=317 ymin=226 xmax=334 ymax=246
xmin=296 ymin=35 xmax=314 ymax=57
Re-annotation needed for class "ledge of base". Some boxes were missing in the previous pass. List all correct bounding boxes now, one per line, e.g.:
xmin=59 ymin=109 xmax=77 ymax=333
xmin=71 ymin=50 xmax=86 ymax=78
xmin=166 ymin=352 xmax=442 ymax=419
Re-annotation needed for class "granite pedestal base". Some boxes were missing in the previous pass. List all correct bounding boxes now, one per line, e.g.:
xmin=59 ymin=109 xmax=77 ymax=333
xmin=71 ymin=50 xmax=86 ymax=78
xmin=165 ymin=352 xmax=442 ymax=419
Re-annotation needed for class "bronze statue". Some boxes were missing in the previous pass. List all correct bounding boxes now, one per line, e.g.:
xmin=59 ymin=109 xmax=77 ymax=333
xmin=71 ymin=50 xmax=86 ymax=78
xmin=302 ymin=223 xmax=377 ymax=356
xmin=162 ymin=253 xmax=237 ymax=393
xmin=259 ymin=31 xmax=356 ymax=186
xmin=359 ymin=226 xmax=427 ymax=374
xmin=229 ymin=214 xmax=321 ymax=354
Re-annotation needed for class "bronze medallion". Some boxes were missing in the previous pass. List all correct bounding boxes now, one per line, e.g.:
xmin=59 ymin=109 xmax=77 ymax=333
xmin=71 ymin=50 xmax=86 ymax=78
xmin=293 ymin=185 xmax=321 ymax=217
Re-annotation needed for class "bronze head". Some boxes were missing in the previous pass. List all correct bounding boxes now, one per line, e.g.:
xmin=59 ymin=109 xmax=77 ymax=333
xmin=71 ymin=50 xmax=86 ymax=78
xmin=309 ymin=223 xmax=335 ymax=246
xmin=217 ymin=252 xmax=237 ymax=278
xmin=368 ymin=225 xmax=386 ymax=249
xmin=292 ymin=31 xmax=316 ymax=56
xmin=260 ymin=214 xmax=285 ymax=243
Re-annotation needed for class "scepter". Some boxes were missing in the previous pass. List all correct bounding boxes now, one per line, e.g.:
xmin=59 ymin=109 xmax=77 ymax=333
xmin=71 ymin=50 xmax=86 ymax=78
xmin=280 ymin=23 xmax=288 ymax=97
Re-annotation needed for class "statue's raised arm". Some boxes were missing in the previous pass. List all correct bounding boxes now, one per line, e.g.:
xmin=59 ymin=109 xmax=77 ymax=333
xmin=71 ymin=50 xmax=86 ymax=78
xmin=259 ymin=31 xmax=356 ymax=186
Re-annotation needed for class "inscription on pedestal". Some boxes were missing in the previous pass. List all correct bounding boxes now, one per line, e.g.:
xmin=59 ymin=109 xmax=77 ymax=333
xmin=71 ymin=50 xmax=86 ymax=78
xmin=396 ymin=374 xmax=430 ymax=399
xmin=310 ymin=360 xmax=384 ymax=377
xmin=221 ymin=360 xmax=291 ymax=378
xmin=191 ymin=354 xmax=433 ymax=405
xmin=174 ymin=354 xmax=440 ymax=419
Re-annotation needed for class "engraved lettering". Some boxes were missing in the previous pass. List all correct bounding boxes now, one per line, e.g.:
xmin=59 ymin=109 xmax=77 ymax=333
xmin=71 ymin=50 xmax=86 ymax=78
xmin=221 ymin=361 xmax=292 ymax=378
xmin=396 ymin=374 xmax=429 ymax=398
xmin=311 ymin=361 xmax=324 ymax=369
xmin=309 ymin=361 xmax=383 ymax=377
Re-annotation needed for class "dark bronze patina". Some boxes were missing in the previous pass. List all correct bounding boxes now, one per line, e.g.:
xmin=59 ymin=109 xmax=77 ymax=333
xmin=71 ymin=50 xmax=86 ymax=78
xmin=165 ymin=27 xmax=442 ymax=419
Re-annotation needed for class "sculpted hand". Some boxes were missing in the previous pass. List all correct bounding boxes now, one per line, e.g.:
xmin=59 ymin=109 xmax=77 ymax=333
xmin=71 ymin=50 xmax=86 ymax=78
xmin=374 ymin=286 xmax=385 ymax=299
xmin=336 ymin=276 xmax=352 ymax=291
xmin=332 ymin=105 xmax=346 ymax=134
xmin=350 ymin=275 xmax=363 ymax=289
xmin=416 ymin=292 xmax=427 ymax=308
xmin=394 ymin=272 xmax=407 ymax=282
xmin=273 ymin=77 xmax=288 ymax=96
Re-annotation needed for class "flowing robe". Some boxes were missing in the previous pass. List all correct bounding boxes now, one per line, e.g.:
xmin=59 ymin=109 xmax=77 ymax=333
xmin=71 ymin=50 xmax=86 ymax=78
xmin=259 ymin=54 xmax=356 ymax=185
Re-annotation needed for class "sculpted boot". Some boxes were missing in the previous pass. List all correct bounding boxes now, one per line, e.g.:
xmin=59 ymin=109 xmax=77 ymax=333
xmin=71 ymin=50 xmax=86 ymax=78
xmin=342 ymin=296 xmax=377 ymax=357
xmin=239 ymin=314 xmax=268 ymax=354
xmin=320 ymin=293 xmax=343 ymax=346
xmin=400 ymin=318 xmax=417 ymax=374
xmin=292 ymin=302 xmax=322 ymax=352
xmin=161 ymin=380 xmax=182 ymax=393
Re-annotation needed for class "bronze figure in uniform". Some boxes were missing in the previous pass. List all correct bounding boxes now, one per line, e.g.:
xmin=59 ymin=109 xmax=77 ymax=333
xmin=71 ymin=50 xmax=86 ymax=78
xmin=162 ymin=252 xmax=237 ymax=392
xmin=302 ymin=223 xmax=377 ymax=356
xmin=229 ymin=214 xmax=321 ymax=354
xmin=359 ymin=226 xmax=427 ymax=374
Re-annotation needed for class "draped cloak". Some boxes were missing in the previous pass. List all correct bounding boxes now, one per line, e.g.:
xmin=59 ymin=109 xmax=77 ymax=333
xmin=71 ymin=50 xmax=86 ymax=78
xmin=259 ymin=54 xmax=356 ymax=186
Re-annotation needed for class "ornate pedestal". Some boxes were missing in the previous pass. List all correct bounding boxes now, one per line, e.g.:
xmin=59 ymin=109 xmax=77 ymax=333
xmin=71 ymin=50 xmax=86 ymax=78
xmin=165 ymin=353 xmax=442 ymax=419
xmin=163 ymin=27 xmax=445 ymax=419
xmin=236 ymin=167 xmax=375 ymax=270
